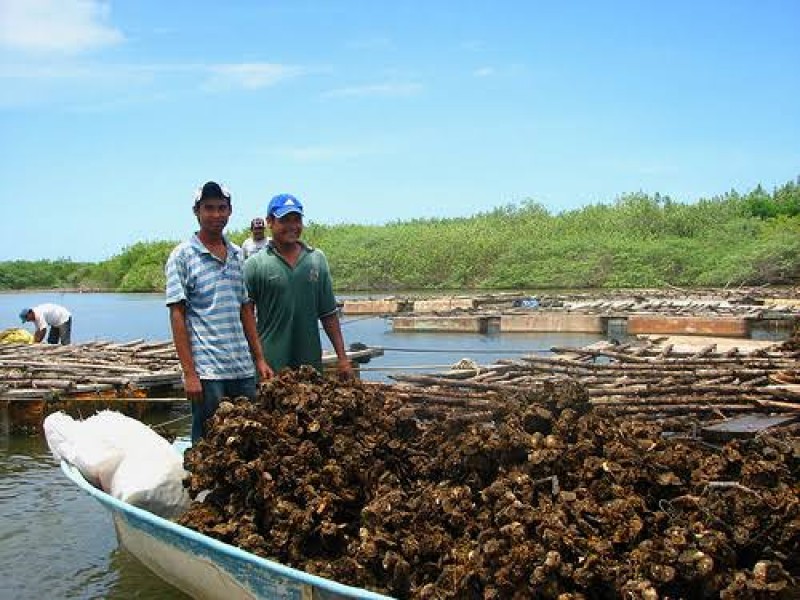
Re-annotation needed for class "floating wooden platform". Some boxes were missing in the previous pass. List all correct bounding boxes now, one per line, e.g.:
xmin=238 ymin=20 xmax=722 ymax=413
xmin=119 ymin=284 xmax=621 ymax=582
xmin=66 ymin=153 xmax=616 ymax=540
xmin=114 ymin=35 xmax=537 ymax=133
xmin=392 ymin=315 xmax=500 ymax=333
xmin=627 ymin=315 xmax=750 ymax=337
xmin=390 ymin=336 xmax=800 ymax=430
xmin=0 ymin=339 xmax=181 ymax=397
xmin=0 ymin=340 xmax=383 ymax=433
xmin=340 ymin=291 xmax=800 ymax=338
xmin=391 ymin=311 xmax=797 ymax=337
xmin=343 ymin=290 xmax=800 ymax=318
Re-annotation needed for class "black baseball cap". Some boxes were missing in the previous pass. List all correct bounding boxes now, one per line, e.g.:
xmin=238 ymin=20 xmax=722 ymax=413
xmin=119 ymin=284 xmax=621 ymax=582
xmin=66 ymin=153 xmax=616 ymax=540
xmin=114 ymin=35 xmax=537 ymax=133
xmin=193 ymin=181 xmax=231 ymax=205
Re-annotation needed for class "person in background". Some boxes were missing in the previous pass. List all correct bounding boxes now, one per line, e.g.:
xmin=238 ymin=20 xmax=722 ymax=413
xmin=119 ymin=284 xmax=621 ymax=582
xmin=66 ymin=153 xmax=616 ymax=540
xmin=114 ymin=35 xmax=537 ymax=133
xmin=19 ymin=304 xmax=73 ymax=344
xmin=165 ymin=181 xmax=273 ymax=442
xmin=244 ymin=193 xmax=352 ymax=378
xmin=241 ymin=217 xmax=269 ymax=259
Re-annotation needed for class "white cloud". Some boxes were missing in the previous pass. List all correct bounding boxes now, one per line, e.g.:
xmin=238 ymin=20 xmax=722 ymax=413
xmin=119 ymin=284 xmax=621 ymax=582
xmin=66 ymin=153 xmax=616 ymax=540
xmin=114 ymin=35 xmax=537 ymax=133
xmin=0 ymin=62 xmax=302 ymax=105
xmin=322 ymin=82 xmax=422 ymax=98
xmin=345 ymin=36 xmax=392 ymax=50
xmin=203 ymin=63 xmax=306 ymax=91
xmin=473 ymin=67 xmax=495 ymax=78
xmin=0 ymin=0 xmax=124 ymax=53
xmin=0 ymin=61 xmax=304 ymax=91
xmin=0 ymin=63 xmax=101 ymax=79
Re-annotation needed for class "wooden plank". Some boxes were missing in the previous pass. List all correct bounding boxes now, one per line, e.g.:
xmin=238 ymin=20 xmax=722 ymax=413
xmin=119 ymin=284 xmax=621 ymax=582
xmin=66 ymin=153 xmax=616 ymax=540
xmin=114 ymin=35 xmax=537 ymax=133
xmin=130 ymin=372 xmax=183 ymax=385
xmin=1 ymin=396 xmax=184 ymax=404
xmin=0 ymin=359 xmax=151 ymax=373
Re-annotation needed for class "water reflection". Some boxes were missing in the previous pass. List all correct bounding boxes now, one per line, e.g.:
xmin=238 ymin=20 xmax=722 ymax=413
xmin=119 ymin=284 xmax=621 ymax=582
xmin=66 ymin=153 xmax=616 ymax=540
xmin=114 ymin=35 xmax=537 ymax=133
xmin=0 ymin=434 xmax=113 ymax=599
xmin=0 ymin=412 xmax=193 ymax=599
xmin=105 ymin=548 xmax=190 ymax=599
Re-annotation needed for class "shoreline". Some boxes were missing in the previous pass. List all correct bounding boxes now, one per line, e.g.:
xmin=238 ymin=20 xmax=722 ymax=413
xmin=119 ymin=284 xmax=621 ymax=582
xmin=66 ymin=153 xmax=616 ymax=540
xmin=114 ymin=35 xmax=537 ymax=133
xmin=0 ymin=287 xmax=114 ymax=295
xmin=2 ymin=285 xmax=799 ymax=295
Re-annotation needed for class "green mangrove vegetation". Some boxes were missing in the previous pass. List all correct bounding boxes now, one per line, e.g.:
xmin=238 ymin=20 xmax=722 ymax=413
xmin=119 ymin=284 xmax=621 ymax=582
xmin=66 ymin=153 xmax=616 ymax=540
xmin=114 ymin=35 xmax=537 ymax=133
xmin=3 ymin=179 xmax=799 ymax=292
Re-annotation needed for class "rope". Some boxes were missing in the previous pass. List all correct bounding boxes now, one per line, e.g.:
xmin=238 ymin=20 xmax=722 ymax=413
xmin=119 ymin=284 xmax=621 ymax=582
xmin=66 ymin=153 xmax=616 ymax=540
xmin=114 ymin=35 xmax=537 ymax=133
xmin=378 ymin=346 xmax=549 ymax=355
xmin=152 ymin=411 xmax=191 ymax=429
xmin=338 ymin=315 xmax=382 ymax=326
xmin=356 ymin=364 xmax=484 ymax=371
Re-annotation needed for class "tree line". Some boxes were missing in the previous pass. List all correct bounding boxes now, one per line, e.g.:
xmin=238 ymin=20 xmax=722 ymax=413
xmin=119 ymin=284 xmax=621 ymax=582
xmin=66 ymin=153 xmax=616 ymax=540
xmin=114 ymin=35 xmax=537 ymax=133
xmin=3 ymin=179 xmax=799 ymax=292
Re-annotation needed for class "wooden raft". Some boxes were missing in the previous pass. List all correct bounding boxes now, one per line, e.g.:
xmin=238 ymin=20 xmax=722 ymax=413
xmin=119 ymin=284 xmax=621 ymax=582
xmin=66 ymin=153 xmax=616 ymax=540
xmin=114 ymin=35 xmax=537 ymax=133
xmin=0 ymin=339 xmax=183 ymax=432
xmin=390 ymin=337 xmax=800 ymax=431
xmin=0 ymin=339 xmax=182 ymax=399
xmin=0 ymin=340 xmax=383 ymax=432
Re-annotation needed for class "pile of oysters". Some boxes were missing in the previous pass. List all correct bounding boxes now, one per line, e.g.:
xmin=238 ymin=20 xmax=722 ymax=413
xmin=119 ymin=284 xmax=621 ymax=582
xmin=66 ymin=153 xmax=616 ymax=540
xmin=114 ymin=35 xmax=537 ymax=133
xmin=179 ymin=367 xmax=799 ymax=599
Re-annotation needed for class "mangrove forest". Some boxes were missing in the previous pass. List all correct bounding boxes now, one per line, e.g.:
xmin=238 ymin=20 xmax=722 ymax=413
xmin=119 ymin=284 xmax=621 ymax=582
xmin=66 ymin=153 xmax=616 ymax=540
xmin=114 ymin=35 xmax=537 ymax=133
xmin=3 ymin=179 xmax=799 ymax=292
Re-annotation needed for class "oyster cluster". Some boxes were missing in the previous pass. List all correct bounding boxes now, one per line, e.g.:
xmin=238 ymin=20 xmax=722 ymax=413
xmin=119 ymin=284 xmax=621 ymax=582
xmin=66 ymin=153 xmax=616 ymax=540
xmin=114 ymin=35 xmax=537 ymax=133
xmin=179 ymin=367 xmax=799 ymax=599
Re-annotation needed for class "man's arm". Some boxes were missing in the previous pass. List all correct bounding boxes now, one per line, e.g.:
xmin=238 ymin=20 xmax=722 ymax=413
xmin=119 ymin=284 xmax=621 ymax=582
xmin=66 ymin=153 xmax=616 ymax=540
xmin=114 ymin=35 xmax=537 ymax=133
xmin=33 ymin=328 xmax=46 ymax=343
xmin=241 ymin=302 xmax=273 ymax=381
xmin=320 ymin=312 xmax=353 ymax=378
xmin=169 ymin=302 xmax=203 ymax=402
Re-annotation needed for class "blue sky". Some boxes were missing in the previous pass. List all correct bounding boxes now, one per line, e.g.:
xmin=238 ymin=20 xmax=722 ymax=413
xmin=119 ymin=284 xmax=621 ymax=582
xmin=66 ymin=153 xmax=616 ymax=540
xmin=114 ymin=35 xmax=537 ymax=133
xmin=1 ymin=0 xmax=798 ymax=262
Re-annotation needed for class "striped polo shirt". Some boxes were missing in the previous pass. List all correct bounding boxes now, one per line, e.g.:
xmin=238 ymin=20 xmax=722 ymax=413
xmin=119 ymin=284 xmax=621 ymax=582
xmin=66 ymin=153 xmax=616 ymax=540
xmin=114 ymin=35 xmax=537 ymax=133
xmin=165 ymin=234 xmax=255 ymax=380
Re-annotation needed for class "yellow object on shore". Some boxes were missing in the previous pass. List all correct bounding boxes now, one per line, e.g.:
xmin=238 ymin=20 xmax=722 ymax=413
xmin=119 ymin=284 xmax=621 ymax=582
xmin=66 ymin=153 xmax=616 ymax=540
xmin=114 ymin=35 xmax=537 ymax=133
xmin=0 ymin=327 xmax=34 ymax=344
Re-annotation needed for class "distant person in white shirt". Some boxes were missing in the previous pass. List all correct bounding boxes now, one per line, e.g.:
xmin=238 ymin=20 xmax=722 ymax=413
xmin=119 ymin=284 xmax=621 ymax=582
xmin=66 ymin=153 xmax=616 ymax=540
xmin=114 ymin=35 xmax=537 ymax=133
xmin=241 ymin=217 xmax=270 ymax=259
xmin=20 ymin=303 xmax=73 ymax=344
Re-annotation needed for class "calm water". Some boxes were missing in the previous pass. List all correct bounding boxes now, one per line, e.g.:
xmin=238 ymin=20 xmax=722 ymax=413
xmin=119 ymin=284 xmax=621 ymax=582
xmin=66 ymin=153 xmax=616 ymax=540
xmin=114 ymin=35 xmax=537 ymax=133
xmin=0 ymin=291 xmax=610 ymax=599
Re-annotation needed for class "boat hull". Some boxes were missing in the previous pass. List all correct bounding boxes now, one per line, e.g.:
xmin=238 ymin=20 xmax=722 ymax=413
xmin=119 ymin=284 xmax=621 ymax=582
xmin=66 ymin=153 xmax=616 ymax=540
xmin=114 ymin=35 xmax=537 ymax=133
xmin=60 ymin=462 xmax=392 ymax=600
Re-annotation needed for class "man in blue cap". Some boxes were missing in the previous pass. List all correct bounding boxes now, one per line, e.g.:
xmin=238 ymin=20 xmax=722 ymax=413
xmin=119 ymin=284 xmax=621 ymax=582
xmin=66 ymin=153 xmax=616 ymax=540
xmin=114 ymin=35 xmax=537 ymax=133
xmin=243 ymin=193 xmax=352 ymax=377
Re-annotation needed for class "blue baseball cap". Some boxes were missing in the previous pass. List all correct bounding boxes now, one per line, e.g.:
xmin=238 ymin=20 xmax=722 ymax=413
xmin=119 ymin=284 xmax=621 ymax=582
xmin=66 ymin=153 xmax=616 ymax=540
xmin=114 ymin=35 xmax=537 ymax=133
xmin=19 ymin=308 xmax=31 ymax=323
xmin=267 ymin=194 xmax=304 ymax=219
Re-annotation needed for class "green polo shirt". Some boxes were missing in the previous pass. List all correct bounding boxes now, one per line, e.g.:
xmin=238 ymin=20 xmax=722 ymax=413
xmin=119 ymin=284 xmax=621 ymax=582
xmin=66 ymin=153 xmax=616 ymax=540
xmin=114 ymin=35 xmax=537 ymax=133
xmin=243 ymin=242 xmax=338 ymax=373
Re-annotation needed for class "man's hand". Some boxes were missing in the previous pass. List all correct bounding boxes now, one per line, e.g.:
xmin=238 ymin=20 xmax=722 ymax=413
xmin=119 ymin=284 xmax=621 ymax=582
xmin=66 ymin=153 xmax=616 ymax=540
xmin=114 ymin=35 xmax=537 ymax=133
xmin=337 ymin=357 xmax=354 ymax=381
xmin=184 ymin=372 xmax=203 ymax=403
xmin=256 ymin=358 xmax=274 ymax=381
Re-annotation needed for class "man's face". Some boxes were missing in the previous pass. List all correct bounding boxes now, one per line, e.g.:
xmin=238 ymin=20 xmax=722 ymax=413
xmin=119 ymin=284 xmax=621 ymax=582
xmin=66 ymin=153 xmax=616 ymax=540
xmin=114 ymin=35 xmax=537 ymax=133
xmin=252 ymin=225 xmax=266 ymax=241
xmin=194 ymin=197 xmax=231 ymax=235
xmin=268 ymin=212 xmax=303 ymax=245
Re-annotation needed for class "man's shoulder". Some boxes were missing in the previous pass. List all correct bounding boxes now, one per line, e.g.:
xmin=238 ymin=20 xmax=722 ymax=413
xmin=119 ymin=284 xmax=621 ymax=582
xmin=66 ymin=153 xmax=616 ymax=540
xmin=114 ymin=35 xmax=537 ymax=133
xmin=245 ymin=245 xmax=286 ymax=277
xmin=298 ymin=242 xmax=323 ymax=258
xmin=245 ymin=245 xmax=275 ymax=267
xmin=168 ymin=239 xmax=194 ymax=259
xmin=305 ymin=245 xmax=330 ymax=266
xmin=226 ymin=238 xmax=245 ymax=260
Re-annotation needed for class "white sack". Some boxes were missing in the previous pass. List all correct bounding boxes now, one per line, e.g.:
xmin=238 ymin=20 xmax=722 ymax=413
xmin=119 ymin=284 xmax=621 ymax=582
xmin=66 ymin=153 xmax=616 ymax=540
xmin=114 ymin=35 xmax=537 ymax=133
xmin=110 ymin=447 xmax=191 ymax=519
xmin=44 ymin=412 xmax=123 ymax=488
xmin=44 ymin=412 xmax=81 ymax=462
xmin=44 ymin=410 xmax=190 ymax=518
xmin=82 ymin=410 xmax=174 ymax=455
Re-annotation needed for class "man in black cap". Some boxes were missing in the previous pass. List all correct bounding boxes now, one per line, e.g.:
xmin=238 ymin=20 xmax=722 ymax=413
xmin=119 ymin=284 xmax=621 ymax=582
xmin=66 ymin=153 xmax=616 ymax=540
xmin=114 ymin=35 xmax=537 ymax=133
xmin=165 ymin=181 xmax=273 ymax=442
